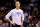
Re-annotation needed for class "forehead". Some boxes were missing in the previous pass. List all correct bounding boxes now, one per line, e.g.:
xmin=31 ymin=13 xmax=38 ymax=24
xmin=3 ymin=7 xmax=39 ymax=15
xmin=0 ymin=20 xmax=2 ymax=21
xmin=16 ymin=2 xmax=20 ymax=4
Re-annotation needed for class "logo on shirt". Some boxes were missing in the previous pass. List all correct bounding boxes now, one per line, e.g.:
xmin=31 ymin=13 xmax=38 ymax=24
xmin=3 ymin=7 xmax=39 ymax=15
xmin=16 ymin=12 xmax=21 ymax=15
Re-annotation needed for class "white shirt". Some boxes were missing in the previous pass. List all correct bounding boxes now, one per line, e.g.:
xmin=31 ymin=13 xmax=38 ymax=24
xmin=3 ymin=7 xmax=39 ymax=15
xmin=5 ymin=8 xmax=24 ymax=25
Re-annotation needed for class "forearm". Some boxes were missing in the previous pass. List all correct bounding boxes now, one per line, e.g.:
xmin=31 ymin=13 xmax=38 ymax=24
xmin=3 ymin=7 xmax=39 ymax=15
xmin=21 ymin=20 xmax=24 ymax=24
xmin=7 ymin=18 xmax=16 ymax=26
xmin=7 ymin=18 xmax=12 ymax=23
xmin=21 ymin=20 xmax=24 ymax=27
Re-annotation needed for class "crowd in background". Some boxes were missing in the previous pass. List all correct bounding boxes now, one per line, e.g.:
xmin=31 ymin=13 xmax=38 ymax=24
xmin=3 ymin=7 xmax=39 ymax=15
xmin=0 ymin=0 xmax=40 ymax=27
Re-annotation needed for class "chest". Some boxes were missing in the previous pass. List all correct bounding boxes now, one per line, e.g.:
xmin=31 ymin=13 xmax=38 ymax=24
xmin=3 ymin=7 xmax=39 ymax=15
xmin=13 ymin=10 xmax=22 ymax=15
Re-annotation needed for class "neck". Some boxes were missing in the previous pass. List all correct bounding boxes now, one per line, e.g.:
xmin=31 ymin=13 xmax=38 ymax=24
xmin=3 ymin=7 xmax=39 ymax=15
xmin=16 ymin=7 xmax=20 ymax=10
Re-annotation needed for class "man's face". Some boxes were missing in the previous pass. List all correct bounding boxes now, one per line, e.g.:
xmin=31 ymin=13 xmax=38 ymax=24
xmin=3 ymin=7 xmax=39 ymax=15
xmin=0 ymin=20 xmax=2 ymax=24
xmin=16 ymin=2 xmax=20 ymax=7
xmin=38 ymin=21 xmax=40 ymax=24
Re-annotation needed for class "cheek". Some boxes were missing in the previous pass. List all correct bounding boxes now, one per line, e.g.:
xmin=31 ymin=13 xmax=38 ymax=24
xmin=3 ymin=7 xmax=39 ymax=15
xmin=16 ymin=4 xmax=18 ymax=6
xmin=0 ymin=21 xmax=0 ymax=22
xmin=16 ymin=4 xmax=20 ymax=6
xmin=19 ymin=4 xmax=20 ymax=6
xmin=0 ymin=21 xmax=1 ymax=23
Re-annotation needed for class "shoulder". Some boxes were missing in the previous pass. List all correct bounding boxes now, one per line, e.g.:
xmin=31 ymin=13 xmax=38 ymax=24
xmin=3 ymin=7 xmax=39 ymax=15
xmin=20 ymin=9 xmax=23 ymax=12
xmin=10 ymin=9 xmax=16 ymax=12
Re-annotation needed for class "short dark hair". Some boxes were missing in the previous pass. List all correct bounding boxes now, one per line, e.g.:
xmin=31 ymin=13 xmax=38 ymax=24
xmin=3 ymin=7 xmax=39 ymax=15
xmin=0 ymin=19 xmax=2 ymax=21
xmin=16 ymin=1 xmax=20 ymax=2
xmin=15 ymin=1 xmax=20 ymax=4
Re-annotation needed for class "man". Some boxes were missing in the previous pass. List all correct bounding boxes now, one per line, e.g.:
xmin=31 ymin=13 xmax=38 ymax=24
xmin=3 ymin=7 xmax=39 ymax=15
xmin=0 ymin=19 xmax=5 ymax=27
xmin=36 ymin=19 xmax=40 ymax=27
xmin=5 ymin=1 xmax=24 ymax=27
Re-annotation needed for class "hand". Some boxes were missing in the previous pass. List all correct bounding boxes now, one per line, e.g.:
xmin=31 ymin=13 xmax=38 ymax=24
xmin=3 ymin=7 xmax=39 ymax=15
xmin=11 ymin=22 xmax=16 ymax=26
xmin=21 ymin=23 xmax=23 ymax=27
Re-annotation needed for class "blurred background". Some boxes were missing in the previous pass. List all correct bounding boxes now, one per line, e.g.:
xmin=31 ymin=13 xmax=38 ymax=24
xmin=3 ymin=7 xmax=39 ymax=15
xmin=0 ymin=0 xmax=40 ymax=27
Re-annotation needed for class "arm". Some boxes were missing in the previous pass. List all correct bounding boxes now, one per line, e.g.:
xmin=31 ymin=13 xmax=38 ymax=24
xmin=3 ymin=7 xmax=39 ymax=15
xmin=21 ymin=11 xmax=24 ymax=26
xmin=5 ymin=10 xmax=12 ymax=23
xmin=5 ymin=10 xmax=16 ymax=25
